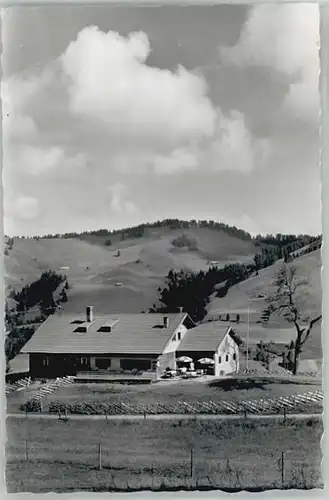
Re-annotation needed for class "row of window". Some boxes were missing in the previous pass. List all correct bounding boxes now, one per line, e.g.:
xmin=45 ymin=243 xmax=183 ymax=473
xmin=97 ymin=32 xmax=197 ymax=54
xmin=42 ymin=356 xmax=89 ymax=367
xmin=218 ymin=353 xmax=236 ymax=363
xmin=42 ymin=357 xmax=155 ymax=371
xmin=41 ymin=353 xmax=236 ymax=367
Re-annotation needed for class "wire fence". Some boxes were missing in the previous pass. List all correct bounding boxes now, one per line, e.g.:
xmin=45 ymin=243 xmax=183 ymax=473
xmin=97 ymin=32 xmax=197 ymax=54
xmin=6 ymin=437 xmax=322 ymax=492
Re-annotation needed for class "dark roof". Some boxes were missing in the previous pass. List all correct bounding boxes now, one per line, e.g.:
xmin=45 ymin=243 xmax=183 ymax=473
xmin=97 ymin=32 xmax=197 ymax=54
xmin=177 ymin=321 xmax=232 ymax=352
xmin=22 ymin=313 xmax=187 ymax=355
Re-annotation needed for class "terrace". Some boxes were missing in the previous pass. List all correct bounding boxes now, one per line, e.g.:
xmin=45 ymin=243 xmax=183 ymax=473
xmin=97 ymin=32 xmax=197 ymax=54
xmin=74 ymin=370 xmax=157 ymax=384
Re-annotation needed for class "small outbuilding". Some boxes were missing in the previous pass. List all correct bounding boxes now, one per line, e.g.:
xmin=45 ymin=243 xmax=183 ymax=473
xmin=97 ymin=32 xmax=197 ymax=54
xmin=176 ymin=321 xmax=241 ymax=376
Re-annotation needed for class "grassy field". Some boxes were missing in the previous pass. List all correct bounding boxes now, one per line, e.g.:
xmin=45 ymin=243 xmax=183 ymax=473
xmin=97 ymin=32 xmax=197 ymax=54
xmin=4 ymin=227 xmax=256 ymax=314
xmin=6 ymin=377 xmax=322 ymax=414
xmin=6 ymin=416 xmax=323 ymax=492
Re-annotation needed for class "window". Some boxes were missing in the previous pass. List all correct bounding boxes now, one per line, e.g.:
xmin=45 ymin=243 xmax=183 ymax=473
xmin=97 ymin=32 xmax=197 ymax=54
xmin=95 ymin=358 xmax=111 ymax=370
xmin=42 ymin=356 xmax=49 ymax=367
xmin=80 ymin=357 xmax=88 ymax=365
xmin=120 ymin=359 xmax=151 ymax=371
xmin=98 ymin=326 xmax=112 ymax=333
xmin=177 ymin=331 xmax=181 ymax=341
xmin=172 ymin=335 xmax=176 ymax=342
xmin=225 ymin=354 xmax=229 ymax=362
xmin=218 ymin=356 xmax=222 ymax=364
xmin=74 ymin=326 xmax=88 ymax=333
xmin=233 ymin=353 xmax=236 ymax=361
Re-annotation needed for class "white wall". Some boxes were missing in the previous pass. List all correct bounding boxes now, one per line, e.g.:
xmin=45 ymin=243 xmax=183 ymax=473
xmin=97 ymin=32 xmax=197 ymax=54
xmin=214 ymin=330 xmax=239 ymax=376
xmin=162 ymin=323 xmax=188 ymax=354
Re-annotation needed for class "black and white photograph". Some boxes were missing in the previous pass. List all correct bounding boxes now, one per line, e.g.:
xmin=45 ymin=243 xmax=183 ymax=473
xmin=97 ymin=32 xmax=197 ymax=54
xmin=2 ymin=1 xmax=323 ymax=494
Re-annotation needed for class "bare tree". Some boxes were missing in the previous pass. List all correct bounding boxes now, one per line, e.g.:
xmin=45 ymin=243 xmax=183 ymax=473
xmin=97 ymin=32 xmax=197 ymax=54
xmin=263 ymin=264 xmax=321 ymax=375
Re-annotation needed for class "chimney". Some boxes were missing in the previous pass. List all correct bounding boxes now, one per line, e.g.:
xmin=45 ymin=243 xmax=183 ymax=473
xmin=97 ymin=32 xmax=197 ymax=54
xmin=163 ymin=316 xmax=169 ymax=328
xmin=178 ymin=306 xmax=183 ymax=314
xmin=86 ymin=306 xmax=93 ymax=323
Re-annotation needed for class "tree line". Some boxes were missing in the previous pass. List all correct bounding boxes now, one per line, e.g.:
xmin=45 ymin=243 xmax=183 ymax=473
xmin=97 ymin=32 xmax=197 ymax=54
xmin=8 ymin=270 xmax=68 ymax=317
xmin=9 ymin=219 xmax=253 ymax=242
xmin=5 ymin=270 xmax=69 ymax=365
xmin=150 ymin=263 xmax=255 ymax=322
xmin=253 ymin=235 xmax=321 ymax=272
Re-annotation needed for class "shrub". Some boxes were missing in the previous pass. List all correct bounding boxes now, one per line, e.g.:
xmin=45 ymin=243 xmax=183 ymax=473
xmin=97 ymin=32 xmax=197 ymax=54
xmin=171 ymin=233 xmax=197 ymax=249
xmin=20 ymin=399 xmax=42 ymax=413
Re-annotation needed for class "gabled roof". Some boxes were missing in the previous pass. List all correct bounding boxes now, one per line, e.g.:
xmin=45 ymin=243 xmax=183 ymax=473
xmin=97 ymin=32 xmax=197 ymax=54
xmin=177 ymin=321 xmax=233 ymax=352
xmin=22 ymin=312 xmax=188 ymax=355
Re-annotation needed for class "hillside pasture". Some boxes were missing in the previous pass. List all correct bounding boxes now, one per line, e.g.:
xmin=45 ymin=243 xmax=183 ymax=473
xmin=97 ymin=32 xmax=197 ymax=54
xmin=4 ymin=228 xmax=256 ymax=314
xmin=207 ymin=250 xmax=322 ymax=359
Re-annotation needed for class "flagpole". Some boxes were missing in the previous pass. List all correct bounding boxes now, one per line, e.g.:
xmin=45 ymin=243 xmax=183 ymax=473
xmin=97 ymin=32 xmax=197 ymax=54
xmin=246 ymin=305 xmax=250 ymax=372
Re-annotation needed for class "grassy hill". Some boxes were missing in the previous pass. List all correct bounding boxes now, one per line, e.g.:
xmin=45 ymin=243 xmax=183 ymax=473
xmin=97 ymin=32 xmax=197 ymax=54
xmin=5 ymin=221 xmax=321 ymax=360
xmin=207 ymin=249 xmax=322 ymax=359
xmin=4 ymin=226 xmax=256 ymax=315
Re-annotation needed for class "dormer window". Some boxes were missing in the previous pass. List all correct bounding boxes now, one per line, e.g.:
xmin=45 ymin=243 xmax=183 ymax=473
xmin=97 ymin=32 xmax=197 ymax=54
xmin=98 ymin=326 xmax=112 ymax=333
xmin=74 ymin=325 xmax=88 ymax=333
xmin=97 ymin=319 xmax=119 ymax=333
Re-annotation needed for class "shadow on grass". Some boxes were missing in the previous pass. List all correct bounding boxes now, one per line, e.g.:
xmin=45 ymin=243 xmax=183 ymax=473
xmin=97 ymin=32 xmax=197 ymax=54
xmin=207 ymin=377 xmax=315 ymax=391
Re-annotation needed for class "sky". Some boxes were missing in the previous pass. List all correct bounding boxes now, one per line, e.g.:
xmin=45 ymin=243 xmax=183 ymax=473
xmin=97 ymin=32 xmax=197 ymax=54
xmin=1 ymin=3 xmax=322 ymax=237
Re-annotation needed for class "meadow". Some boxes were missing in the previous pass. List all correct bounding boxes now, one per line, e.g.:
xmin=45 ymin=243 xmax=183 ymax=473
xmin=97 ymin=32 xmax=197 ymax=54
xmin=4 ymin=227 xmax=256 ymax=315
xmin=208 ymin=250 xmax=322 ymax=359
xmin=6 ymin=416 xmax=323 ymax=493
xmin=6 ymin=377 xmax=322 ymax=415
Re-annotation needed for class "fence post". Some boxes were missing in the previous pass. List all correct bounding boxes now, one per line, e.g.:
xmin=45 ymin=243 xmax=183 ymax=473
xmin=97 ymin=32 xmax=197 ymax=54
xmin=144 ymin=410 xmax=146 ymax=420
xmin=98 ymin=442 xmax=102 ymax=470
xmin=283 ymin=407 xmax=286 ymax=422
xmin=190 ymin=446 xmax=194 ymax=478
xmin=105 ymin=409 xmax=108 ymax=423
xmin=244 ymin=409 xmax=247 ymax=419
xmin=25 ymin=437 xmax=29 ymax=462
xmin=281 ymin=451 xmax=285 ymax=488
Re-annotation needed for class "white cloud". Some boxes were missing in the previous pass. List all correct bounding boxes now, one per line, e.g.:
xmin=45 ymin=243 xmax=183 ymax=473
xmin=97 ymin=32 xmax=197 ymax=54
xmin=153 ymin=149 xmax=199 ymax=175
xmin=60 ymin=26 xmax=216 ymax=147
xmin=4 ymin=143 xmax=86 ymax=177
xmin=209 ymin=110 xmax=270 ymax=172
xmin=3 ymin=25 xmax=269 ymax=181
xmin=1 ymin=68 xmax=53 ymax=141
xmin=152 ymin=111 xmax=269 ymax=175
xmin=6 ymin=195 xmax=40 ymax=220
xmin=220 ymin=4 xmax=320 ymax=124
xmin=107 ymin=183 xmax=138 ymax=214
